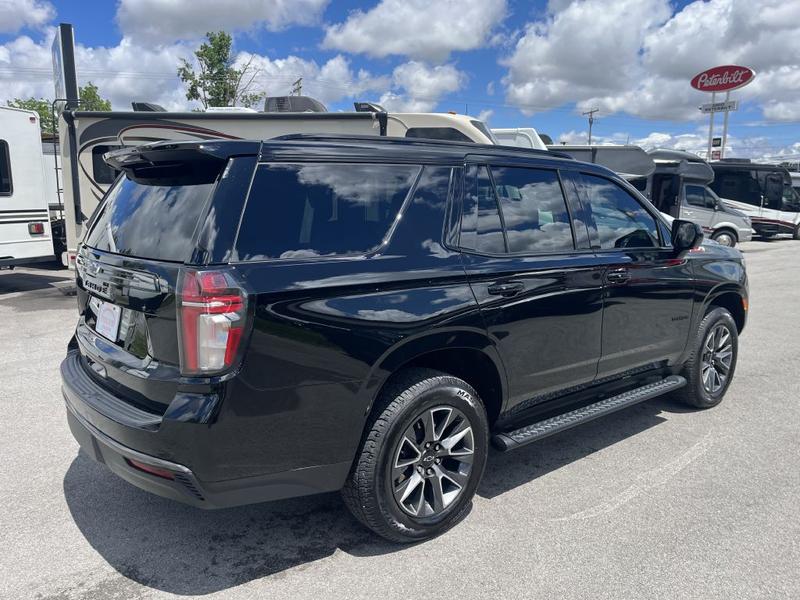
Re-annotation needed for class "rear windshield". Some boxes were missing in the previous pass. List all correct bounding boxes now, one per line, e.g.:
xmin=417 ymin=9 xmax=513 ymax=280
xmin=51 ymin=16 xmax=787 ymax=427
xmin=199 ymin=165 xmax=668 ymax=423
xmin=236 ymin=163 xmax=420 ymax=260
xmin=84 ymin=176 xmax=213 ymax=262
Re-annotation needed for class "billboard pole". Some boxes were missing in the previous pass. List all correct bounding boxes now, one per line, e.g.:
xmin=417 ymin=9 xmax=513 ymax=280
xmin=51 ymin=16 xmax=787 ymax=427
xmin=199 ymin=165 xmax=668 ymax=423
xmin=706 ymin=91 xmax=716 ymax=161
xmin=720 ymin=90 xmax=731 ymax=159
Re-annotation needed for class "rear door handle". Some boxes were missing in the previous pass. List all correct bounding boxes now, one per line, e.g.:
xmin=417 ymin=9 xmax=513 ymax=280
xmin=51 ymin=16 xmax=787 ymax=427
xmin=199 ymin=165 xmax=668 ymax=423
xmin=487 ymin=282 xmax=524 ymax=297
xmin=605 ymin=268 xmax=630 ymax=285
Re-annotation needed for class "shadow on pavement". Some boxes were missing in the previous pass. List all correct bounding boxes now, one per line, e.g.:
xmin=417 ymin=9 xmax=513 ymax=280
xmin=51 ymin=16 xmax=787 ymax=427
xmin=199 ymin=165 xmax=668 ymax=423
xmin=63 ymin=454 xmax=400 ymax=595
xmin=0 ymin=264 xmax=71 ymax=294
xmin=478 ymin=399 xmax=673 ymax=499
xmin=64 ymin=397 xmax=683 ymax=594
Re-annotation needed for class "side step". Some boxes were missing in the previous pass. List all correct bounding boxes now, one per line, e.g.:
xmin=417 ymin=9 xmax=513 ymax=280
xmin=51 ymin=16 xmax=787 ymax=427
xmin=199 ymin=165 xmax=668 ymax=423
xmin=492 ymin=375 xmax=686 ymax=452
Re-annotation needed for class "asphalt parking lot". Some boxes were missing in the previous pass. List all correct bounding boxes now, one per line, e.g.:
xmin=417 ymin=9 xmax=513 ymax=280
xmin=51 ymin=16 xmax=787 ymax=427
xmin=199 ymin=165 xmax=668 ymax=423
xmin=2 ymin=240 xmax=799 ymax=600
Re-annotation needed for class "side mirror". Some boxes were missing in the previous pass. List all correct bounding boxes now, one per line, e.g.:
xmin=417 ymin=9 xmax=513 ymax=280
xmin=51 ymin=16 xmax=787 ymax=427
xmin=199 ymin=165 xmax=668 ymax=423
xmin=671 ymin=219 xmax=703 ymax=253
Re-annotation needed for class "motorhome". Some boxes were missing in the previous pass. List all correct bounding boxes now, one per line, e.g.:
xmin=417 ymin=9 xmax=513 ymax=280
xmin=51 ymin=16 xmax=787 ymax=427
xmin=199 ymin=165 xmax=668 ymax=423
xmin=551 ymin=146 xmax=753 ymax=246
xmin=58 ymin=98 xmax=495 ymax=266
xmin=709 ymin=159 xmax=800 ymax=239
xmin=635 ymin=149 xmax=753 ymax=247
xmin=0 ymin=106 xmax=56 ymax=267
xmin=492 ymin=128 xmax=548 ymax=151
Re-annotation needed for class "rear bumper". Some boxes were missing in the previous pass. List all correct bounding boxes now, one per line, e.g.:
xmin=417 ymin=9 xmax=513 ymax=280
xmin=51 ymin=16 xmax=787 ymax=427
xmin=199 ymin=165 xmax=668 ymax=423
xmin=61 ymin=350 xmax=350 ymax=508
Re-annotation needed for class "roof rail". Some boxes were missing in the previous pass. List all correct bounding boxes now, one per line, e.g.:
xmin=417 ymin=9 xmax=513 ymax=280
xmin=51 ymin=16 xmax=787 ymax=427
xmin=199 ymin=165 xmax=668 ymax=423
xmin=271 ymin=133 xmax=573 ymax=159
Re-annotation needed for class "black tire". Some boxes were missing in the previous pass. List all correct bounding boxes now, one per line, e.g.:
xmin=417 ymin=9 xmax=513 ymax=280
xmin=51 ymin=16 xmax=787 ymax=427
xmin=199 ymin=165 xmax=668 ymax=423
xmin=341 ymin=368 xmax=489 ymax=543
xmin=711 ymin=229 xmax=737 ymax=247
xmin=674 ymin=307 xmax=738 ymax=409
xmin=793 ymin=224 xmax=800 ymax=240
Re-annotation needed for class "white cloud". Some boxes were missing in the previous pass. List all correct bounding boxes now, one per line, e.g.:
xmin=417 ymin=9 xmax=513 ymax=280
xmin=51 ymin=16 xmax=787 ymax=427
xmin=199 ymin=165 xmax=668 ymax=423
xmin=233 ymin=52 xmax=389 ymax=106
xmin=503 ymin=0 xmax=800 ymax=123
xmin=116 ymin=0 xmax=329 ymax=44
xmin=0 ymin=32 xmax=193 ymax=110
xmin=377 ymin=61 xmax=465 ymax=112
xmin=477 ymin=109 xmax=493 ymax=123
xmin=0 ymin=29 xmax=390 ymax=112
xmin=323 ymin=0 xmax=507 ymax=62
xmin=0 ymin=0 xmax=54 ymax=33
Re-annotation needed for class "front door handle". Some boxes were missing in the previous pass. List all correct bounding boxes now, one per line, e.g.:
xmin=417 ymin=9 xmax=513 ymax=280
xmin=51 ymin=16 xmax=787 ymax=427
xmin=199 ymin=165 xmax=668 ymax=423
xmin=605 ymin=268 xmax=630 ymax=285
xmin=487 ymin=282 xmax=524 ymax=297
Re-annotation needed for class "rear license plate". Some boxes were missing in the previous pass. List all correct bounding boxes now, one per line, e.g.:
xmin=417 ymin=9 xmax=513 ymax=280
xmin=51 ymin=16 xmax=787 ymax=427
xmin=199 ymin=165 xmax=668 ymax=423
xmin=95 ymin=300 xmax=122 ymax=342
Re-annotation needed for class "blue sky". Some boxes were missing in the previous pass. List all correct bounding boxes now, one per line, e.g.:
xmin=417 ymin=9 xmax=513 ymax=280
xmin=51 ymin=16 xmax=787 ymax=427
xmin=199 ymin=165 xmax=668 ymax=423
xmin=1 ymin=0 xmax=798 ymax=160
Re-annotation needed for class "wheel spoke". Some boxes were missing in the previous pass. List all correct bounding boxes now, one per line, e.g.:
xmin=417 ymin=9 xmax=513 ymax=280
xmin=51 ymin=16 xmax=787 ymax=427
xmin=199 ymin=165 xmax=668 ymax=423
xmin=420 ymin=409 xmax=437 ymax=443
xmin=717 ymin=329 xmax=730 ymax=350
xmin=440 ymin=419 xmax=473 ymax=455
xmin=438 ymin=464 xmax=470 ymax=488
xmin=394 ymin=436 xmax=422 ymax=470
xmin=397 ymin=471 xmax=424 ymax=508
xmin=430 ymin=473 xmax=446 ymax=513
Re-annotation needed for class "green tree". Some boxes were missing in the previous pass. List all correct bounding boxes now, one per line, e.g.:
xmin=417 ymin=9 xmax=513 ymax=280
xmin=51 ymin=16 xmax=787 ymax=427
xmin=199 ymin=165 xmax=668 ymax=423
xmin=178 ymin=31 xmax=264 ymax=109
xmin=7 ymin=82 xmax=112 ymax=134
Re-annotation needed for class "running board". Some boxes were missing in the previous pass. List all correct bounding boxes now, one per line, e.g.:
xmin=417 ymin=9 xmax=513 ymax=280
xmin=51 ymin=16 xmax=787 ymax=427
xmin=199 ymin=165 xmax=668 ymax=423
xmin=492 ymin=375 xmax=686 ymax=452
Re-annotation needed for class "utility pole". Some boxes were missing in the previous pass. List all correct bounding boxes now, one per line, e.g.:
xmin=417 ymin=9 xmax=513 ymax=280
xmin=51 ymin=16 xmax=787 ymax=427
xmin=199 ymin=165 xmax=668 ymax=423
xmin=582 ymin=108 xmax=599 ymax=145
xmin=291 ymin=77 xmax=302 ymax=96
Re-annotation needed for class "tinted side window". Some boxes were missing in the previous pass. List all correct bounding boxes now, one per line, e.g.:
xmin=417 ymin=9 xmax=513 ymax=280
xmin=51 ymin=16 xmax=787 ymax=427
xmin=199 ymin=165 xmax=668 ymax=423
xmin=92 ymin=145 xmax=123 ymax=185
xmin=578 ymin=174 xmax=660 ymax=249
xmin=406 ymin=127 xmax=473 ymax=142
xmin=236 ymin=163 xmax=420 ymax=260
xmin=389 ymin=166 xmax=453 ymax=256
xmin=460 ymin=165 xmax=505 ymax=253
xmin=712 ymin=171 xmax=760 ymax=206
xmin=0 ymin=140 xmax=11 ymax=195
xmin=685 ymin=185 xmax=711 ymax=208
xmin=491 ymin=166 xmax=574 ymax=253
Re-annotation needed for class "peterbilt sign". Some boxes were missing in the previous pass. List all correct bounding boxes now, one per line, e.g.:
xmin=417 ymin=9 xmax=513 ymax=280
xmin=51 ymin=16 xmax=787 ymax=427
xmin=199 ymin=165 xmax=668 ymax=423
xmin=691 ymin=65 xmax=755 ymax=93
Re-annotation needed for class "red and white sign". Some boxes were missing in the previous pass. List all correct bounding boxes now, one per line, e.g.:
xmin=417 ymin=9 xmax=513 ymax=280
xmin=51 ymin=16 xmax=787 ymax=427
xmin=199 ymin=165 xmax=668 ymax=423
xmin=691 ymin=65 xmax=755 ymax=93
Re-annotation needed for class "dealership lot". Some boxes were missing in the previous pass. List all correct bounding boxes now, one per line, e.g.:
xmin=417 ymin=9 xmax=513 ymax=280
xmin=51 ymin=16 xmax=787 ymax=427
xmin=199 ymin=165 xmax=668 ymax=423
xmin=1 ymin=240 xmax=799 ymax=600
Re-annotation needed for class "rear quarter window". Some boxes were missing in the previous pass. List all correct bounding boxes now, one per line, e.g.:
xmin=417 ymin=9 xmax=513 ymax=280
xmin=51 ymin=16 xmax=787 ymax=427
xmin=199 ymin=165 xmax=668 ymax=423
xmin=84 ymin=177 xmax=214 ymax=262
xmin=235 ymin=163 xmax=420 ymax=260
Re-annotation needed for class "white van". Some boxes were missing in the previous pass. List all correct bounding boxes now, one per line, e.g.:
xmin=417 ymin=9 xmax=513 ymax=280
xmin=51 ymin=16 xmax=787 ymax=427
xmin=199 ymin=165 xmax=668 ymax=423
xmin=0 ymin=107 xmax=55 ymax=267
xmin=58 ymin=98 xmax=495 ymax=267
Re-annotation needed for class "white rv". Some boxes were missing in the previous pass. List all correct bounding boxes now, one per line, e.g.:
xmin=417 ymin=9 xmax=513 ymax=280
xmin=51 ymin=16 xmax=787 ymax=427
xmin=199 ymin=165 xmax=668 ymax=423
xmin=58 ymin=99 xmax=495 ymax=267
xmin=709 ymin=160 xmax=800 ymax=240
xmin=0 ymin=107 xmax=55 ymax=267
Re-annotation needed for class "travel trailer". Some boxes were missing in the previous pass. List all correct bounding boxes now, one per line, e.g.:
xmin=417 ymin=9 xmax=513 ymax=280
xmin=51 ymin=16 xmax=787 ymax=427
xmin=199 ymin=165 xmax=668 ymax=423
xmin=709 ymin=159 xmax=800 ymax=239
xmin=0 ymin=107 xmax=56 ymax=267
xmin=492 ymin=128 xmax=548 ymax=151
xmin=551 ymin=145 xmax=753 ymax=246
xmin=58 ymin=98 xmax=496 ymax=266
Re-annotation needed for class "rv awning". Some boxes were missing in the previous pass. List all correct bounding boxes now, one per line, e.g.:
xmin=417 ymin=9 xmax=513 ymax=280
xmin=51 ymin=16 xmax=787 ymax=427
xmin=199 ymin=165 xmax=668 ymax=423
xmin=546 ymin=145 xmax=655 ymax=178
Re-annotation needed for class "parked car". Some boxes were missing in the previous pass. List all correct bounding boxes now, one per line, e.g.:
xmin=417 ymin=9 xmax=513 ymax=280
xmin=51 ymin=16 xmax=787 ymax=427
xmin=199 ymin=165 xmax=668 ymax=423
xmin=61 ymin=136 xmax=748 ymax=543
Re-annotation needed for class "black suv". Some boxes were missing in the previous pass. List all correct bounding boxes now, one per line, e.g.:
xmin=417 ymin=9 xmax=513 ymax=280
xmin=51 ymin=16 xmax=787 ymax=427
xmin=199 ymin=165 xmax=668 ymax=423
xmin=62 ymin=136 xmax=748 ymax=542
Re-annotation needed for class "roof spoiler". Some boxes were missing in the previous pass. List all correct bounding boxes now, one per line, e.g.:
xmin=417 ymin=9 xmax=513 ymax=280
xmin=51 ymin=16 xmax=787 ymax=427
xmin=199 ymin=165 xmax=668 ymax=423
xmin=104 ymin=141 xmax=260 ymax=185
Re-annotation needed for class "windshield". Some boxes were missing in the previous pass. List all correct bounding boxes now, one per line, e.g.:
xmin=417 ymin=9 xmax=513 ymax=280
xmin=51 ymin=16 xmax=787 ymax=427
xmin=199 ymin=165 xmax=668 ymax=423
xmin=470 ymin=120 xmax=498 ymax=144
xmin=84 ymin=176 xmax=214 ymax=262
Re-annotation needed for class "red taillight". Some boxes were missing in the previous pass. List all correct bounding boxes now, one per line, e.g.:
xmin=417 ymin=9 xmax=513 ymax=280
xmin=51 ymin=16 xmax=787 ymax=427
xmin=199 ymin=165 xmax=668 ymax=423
xmin=126 ymin=458 xmax=175 ymax=480
xmin=177 ymin=269 xmax=248 ymax=376
xmin=28 ymin=222 xmax=45 ymax=235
